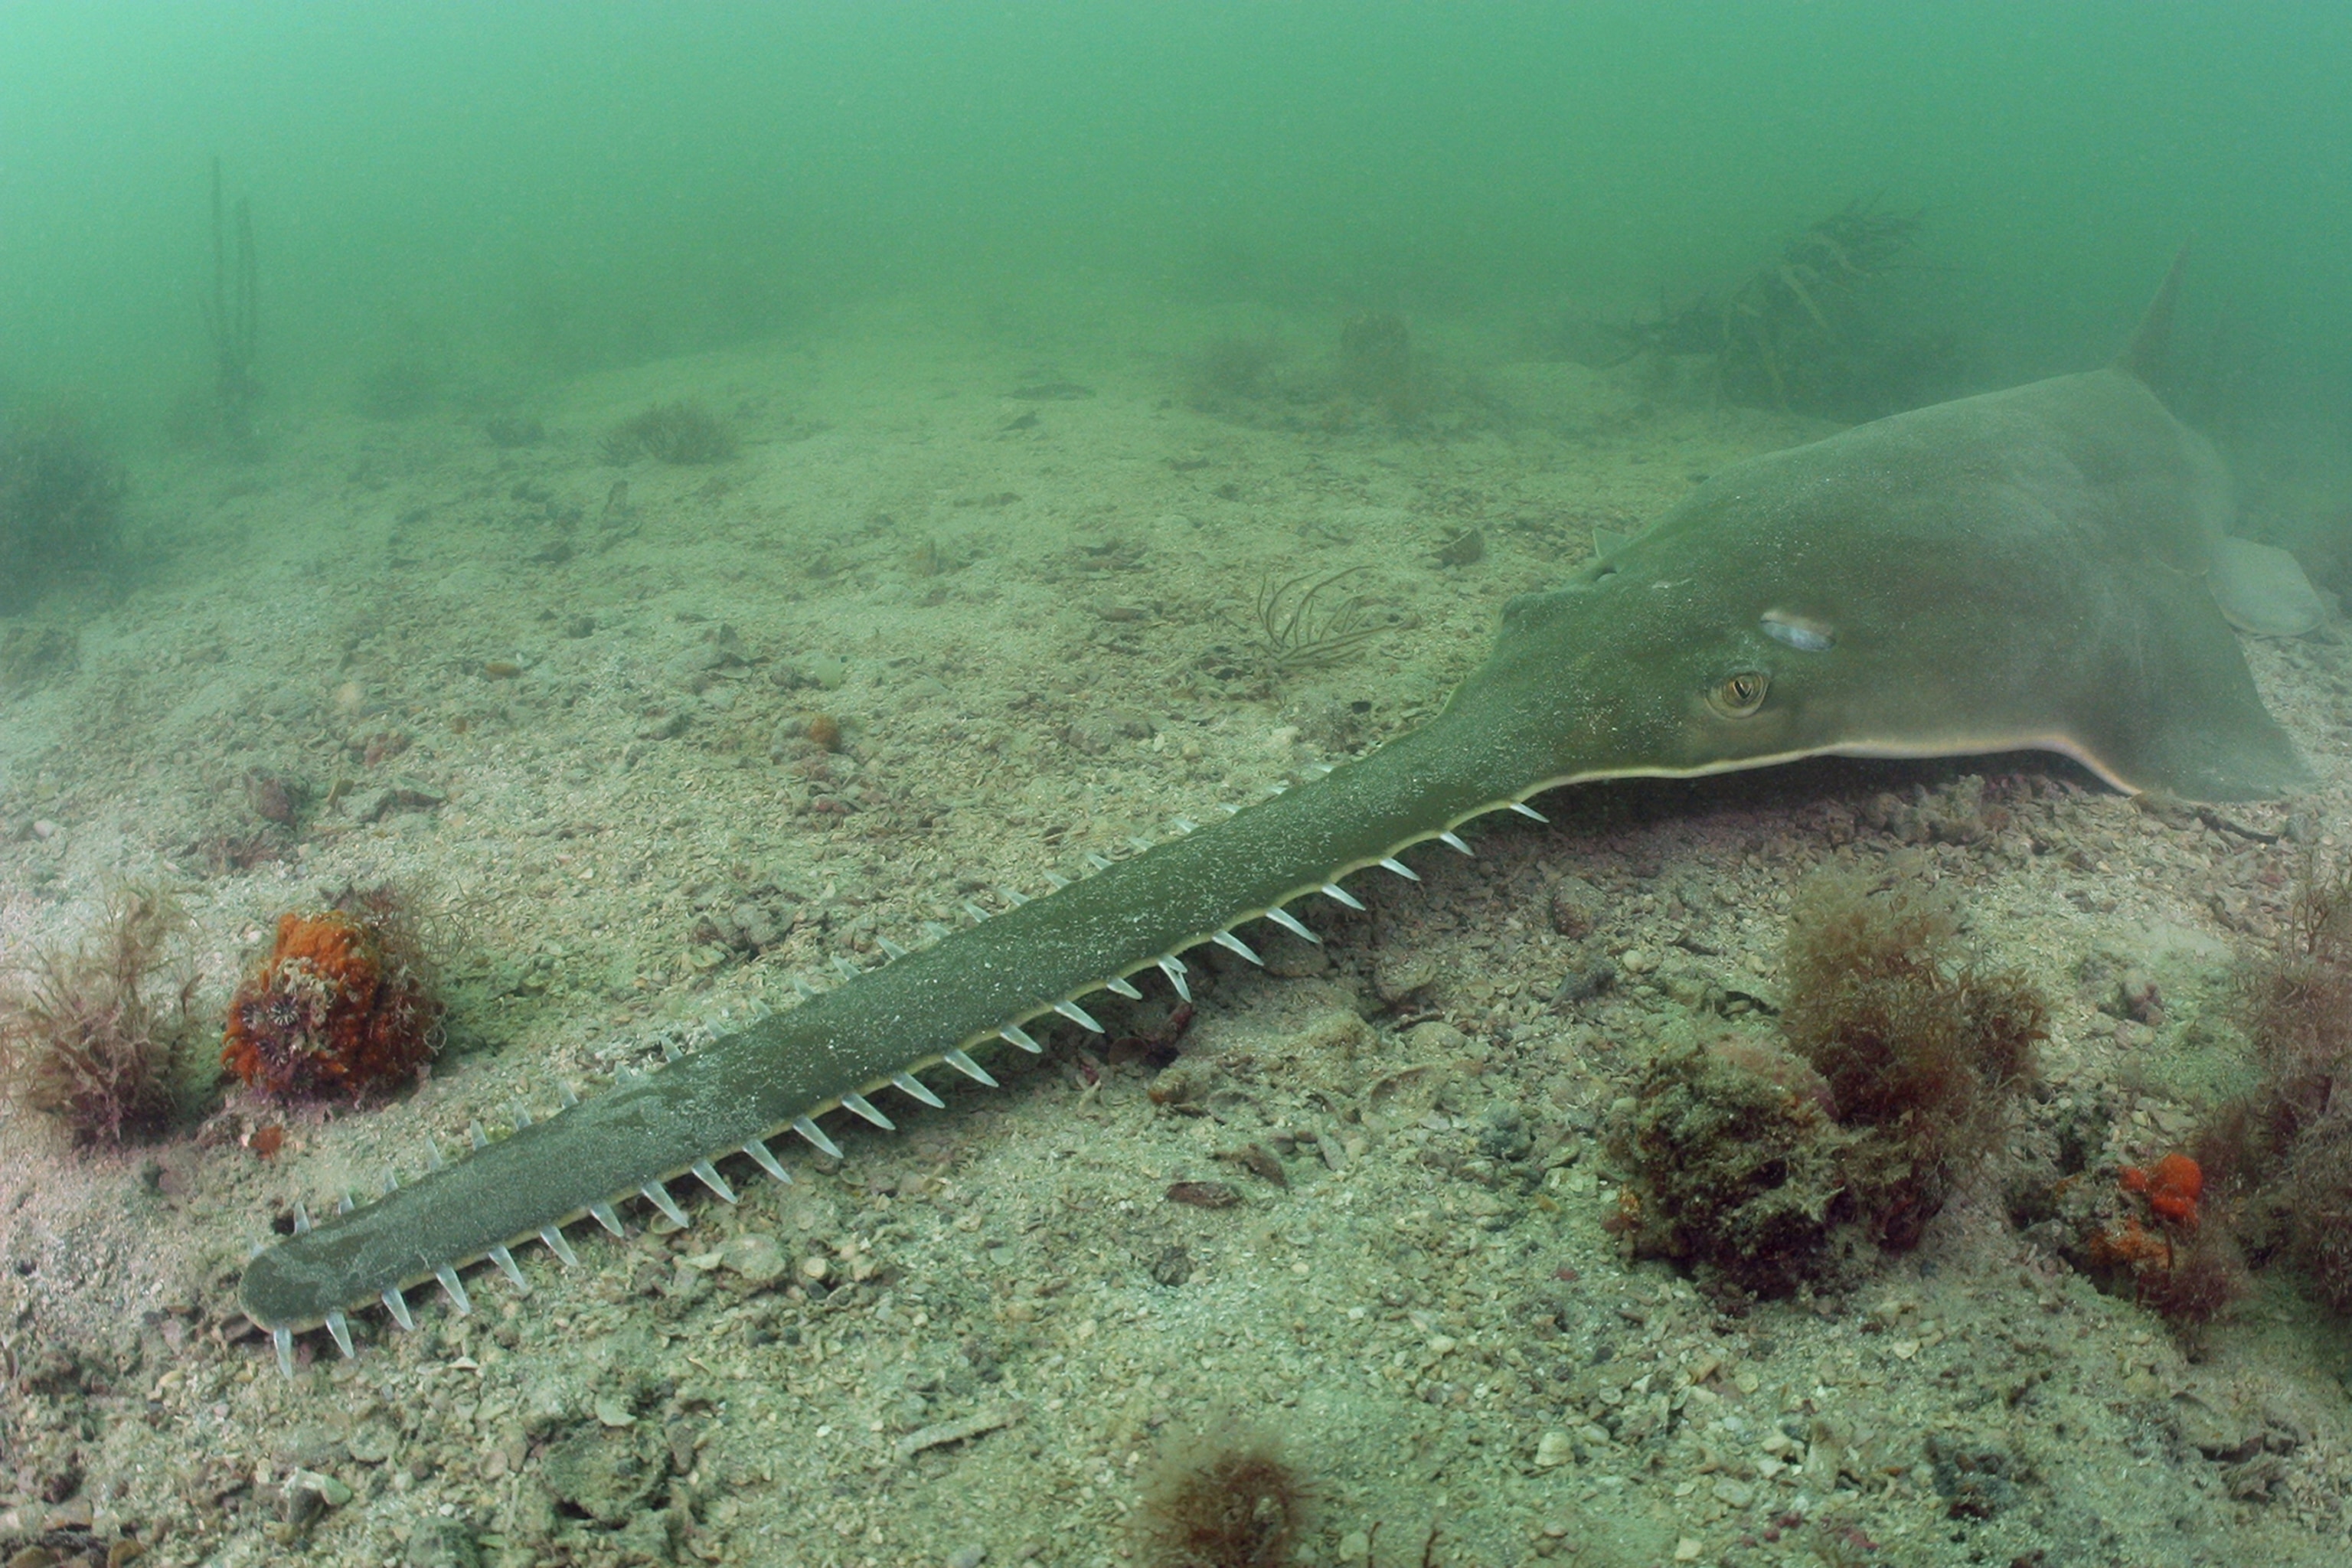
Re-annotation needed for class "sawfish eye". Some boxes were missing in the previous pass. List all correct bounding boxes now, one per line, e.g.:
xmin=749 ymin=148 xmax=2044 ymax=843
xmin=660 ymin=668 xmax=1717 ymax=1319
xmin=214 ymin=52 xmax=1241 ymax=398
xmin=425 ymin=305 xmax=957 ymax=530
xmin=1709 ymin=668 xmax=1770 ymax=718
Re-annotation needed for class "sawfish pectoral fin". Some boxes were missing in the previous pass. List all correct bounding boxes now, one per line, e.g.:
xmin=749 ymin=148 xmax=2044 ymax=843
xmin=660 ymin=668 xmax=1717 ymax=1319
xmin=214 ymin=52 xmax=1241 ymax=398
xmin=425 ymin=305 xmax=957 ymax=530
xmin=2077 ymin=567 xmax=2317 ymax=802
xmin=2210 ymin=534 xmax=2328 ymax=638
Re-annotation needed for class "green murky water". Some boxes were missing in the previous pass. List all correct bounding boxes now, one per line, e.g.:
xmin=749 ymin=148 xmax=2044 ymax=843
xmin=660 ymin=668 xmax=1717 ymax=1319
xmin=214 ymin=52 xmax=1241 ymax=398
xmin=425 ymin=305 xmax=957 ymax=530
xmin=6 ymin=9 xmax=2352 ymax=1567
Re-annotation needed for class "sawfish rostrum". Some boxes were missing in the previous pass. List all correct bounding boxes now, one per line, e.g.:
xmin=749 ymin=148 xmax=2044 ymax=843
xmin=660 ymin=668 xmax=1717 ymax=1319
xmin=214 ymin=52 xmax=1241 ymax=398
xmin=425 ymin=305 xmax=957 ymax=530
xmin=240 ymin=262 xmax=2314 ymax=1368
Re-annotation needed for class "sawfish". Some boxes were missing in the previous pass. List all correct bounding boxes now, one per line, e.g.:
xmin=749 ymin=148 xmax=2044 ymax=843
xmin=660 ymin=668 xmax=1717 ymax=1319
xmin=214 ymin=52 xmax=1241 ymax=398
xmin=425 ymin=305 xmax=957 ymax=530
xmin=240 ymin=256 xmax=2318 ymax=1370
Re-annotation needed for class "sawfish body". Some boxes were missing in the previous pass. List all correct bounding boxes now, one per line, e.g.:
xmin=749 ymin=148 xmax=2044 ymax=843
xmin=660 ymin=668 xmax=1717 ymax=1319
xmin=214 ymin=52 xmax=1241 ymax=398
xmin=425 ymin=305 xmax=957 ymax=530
xmin=240 ymin=283 xmax=2314 ymax=1366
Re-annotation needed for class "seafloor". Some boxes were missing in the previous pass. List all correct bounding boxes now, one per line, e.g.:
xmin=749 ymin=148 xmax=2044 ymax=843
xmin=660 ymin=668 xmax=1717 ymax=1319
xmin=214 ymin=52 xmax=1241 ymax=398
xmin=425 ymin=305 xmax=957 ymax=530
xmin=2 ymin=299 xmax=2348 ymax=1568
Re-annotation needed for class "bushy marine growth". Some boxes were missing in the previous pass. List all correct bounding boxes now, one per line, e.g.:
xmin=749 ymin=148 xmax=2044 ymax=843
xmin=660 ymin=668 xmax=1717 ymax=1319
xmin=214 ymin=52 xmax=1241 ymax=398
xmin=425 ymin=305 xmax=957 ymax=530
xmin=1135 ymin=1431 xmax=1312 ymax=1568
xmin=1617 ymin=864 xmax=2044 ymax=1295
xmin=1779 ymin=867 xmax=2046 ymax=1244
xmin=599 ymin=400 xmax=737 ymax=465
xmin=1615 ymin=1030 xmax=1857 ymax=1294
xmin=0 ymin=887 xmax=198 ymax=1146
xmin=2041 ymin=859 xmax=2352 ymax=1330
xmin=1625 ymin=198 xmax=1959 ymax=420
xmin=2203 ymin=852 xmax=2352 ymax=1312
xmin=220 ymin=889 xmax=442 ymax=1101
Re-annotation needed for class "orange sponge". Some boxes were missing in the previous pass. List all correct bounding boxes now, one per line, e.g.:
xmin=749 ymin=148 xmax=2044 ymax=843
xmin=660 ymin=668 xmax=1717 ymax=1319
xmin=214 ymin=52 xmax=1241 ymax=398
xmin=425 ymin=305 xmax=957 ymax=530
xmin=2120 ymin=1152 xmax=2203 ymax=1227
xmin=220 ymin=896 xmax=440 ymax=1101
xmin=2086 ymin=1217 xmax=2171 ymax=1271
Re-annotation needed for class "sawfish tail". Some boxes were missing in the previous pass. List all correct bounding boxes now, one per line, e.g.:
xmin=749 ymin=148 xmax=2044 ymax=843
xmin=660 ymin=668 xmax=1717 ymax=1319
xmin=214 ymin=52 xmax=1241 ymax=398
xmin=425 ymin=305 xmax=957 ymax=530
xmin=2115 ymin=243 xmax=2190 ymax=387
xmin=236 ymin=702 xmax=1551 ymax=1367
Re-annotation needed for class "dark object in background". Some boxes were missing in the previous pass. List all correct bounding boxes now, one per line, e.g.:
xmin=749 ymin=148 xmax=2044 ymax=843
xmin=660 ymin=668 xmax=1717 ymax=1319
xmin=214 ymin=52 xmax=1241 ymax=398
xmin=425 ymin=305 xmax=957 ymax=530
xmin=1184 ymin=335 xmax=1281 ymax=409
xmin=601 ymin=400 xmax=737 ymax=464
xmin=0 ymin=887 xmax=200 ymax=1147
xmin=0 ymin=413 xmax=125 ymax=613
xmin=1338 ymin=310 xmax=1418 ymax=420
xmin=483 ymin=413 xmax=546 ymax=448
xmin=354 ymin=358 xmax=445 ymax=422
xmin=1628 ymin=198 xmax=1960 ymax=420
xmin=0 ymin=622 xmax=77 ymax=693
xmin=203 ymin=155 xmax=262 ymax=444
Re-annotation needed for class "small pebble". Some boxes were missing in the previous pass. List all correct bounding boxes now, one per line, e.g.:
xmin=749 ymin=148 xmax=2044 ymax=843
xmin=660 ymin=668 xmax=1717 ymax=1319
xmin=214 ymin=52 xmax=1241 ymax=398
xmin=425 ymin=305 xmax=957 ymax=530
xmin=1166 ymin=1181 xmax=1241 ymax=1209
xmin=720 ymin=1233 xmax=789 ymax=1288
xmin=1403 ymin=1020 xmax=1468 ymax=1055
xmin=801 ymin=1254 xmax=831 ymax=1282
xmin=946 ymin=1548 xmax=987 ymax=1568
xmin=1547 ymin=881 xmax=1598 ymax=938
xmin=346 ymin=1423 xmax=396 ymax=1465
xmin=1374 ymin=953 xmax=1439 ymax=1003
xmin=1553 ymin=962 xmax=1615 ymax=1004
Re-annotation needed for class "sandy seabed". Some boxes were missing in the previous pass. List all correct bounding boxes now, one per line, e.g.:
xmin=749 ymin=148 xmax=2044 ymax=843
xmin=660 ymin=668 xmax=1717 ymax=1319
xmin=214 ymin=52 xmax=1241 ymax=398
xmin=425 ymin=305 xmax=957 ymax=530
xmin=3 ymin=296 xmax=2350 ymax=1567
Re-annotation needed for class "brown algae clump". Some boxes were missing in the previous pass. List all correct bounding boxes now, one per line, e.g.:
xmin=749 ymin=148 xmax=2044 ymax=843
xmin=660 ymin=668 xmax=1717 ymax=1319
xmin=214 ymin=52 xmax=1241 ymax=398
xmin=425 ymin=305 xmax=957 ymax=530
xmin=1615 ymin=863 xmax=2043 ymax=1295
xmin=2207 ymin=851 xmax=2352 ymax=1312
xmin=0 ymin=886 xmax=199 ymax=1146
xmin=1779 ymin=864 xmax=2045 ymax=1246
xmin=1135 ymin=1428 xmax=1312 ymax=1568
xmin=1615 ymin=1029 xmax=1858 ymax=1295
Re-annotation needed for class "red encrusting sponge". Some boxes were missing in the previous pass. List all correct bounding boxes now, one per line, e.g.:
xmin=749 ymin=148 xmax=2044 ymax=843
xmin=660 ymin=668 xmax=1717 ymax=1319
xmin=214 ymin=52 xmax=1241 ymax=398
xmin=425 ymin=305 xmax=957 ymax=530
xmin=2119 ymin=1152 xmax=2203 ymax=1227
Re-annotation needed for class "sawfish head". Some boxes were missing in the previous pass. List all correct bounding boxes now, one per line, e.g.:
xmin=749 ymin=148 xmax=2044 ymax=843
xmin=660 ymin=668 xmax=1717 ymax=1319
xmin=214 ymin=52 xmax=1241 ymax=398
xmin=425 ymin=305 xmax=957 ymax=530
xmin=1438 ymin=369 xmax=2314 ymax=803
